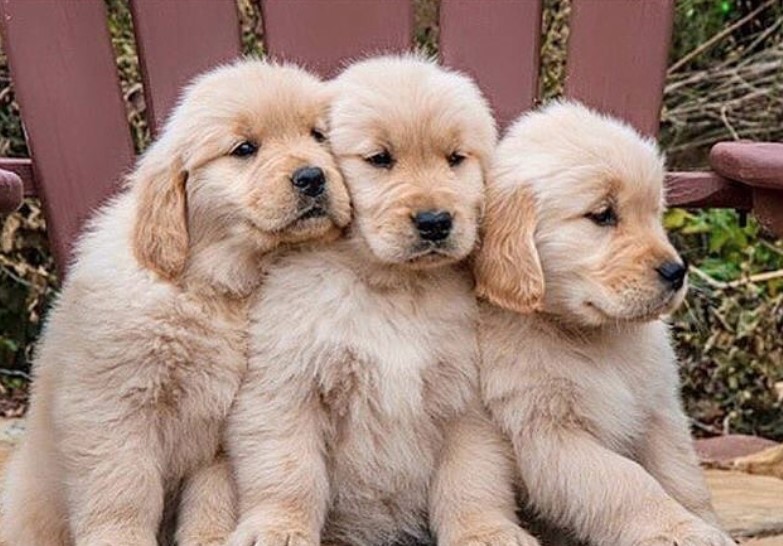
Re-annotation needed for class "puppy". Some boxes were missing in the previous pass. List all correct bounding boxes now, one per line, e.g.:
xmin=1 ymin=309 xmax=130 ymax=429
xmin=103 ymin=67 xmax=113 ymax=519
xmin=226 ymin=55 xmax=538 ymax=546
xmin=1 ymin=60 xmax=350 ymax=546
xmin=474 ymin=102 xmax=734 ymax=546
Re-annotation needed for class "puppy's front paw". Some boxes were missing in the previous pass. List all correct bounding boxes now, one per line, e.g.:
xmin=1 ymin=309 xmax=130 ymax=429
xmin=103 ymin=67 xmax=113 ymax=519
xmin=227 ymin=526 xmax=316 ymax=546
xmin=635 ymin=518 xmax=735 ymax=546
xmin=453 ymin=524 xmax=541 ymax=546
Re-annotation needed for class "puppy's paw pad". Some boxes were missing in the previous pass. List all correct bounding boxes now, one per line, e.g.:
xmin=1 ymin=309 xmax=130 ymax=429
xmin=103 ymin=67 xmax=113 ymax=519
xmin=457 ymin=526 xmax=541 ymax=546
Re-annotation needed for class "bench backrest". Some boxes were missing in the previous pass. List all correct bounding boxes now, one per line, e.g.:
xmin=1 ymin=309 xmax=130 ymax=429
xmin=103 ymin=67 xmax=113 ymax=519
xmin=0 ymin=0 xmax=748 ymax=274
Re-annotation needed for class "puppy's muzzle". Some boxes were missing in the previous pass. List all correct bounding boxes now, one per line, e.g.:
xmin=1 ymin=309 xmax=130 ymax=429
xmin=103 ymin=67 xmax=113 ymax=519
xmin=291 ymin=166 xmax=326 ymax=198
xmin=291 ymin=166 xmax=333 ymax=221
xmin=412 ymin=210 xmax=452 ymax=242
xmin=655 ymin=259 xmax=687 ymax=291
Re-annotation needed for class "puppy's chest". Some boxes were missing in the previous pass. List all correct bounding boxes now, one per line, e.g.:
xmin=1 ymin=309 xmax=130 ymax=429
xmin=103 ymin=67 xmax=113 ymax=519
xmin=569 ymin=345 xmax=661 ymax=454
xmin=315 ymin=324 xmax=470 ymax=434
xmin=311 ymin=291 xmax=476 ymax=485
xmin=300 ymin=278 xmax=476 ymax=419
xmin=317 ymin=344 xmax=446 ymax=538
xmin=125 ymin=301 xmax=248 ymax=420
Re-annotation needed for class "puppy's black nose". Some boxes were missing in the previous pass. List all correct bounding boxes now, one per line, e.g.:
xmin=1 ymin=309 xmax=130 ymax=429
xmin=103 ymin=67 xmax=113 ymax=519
xmin=292 ymin=166 xmax=326 ymax=198
xmin=656 ymin=261 xmax=687 ymax=290
xmin=413 ymin=210 xmax=452 ymax=242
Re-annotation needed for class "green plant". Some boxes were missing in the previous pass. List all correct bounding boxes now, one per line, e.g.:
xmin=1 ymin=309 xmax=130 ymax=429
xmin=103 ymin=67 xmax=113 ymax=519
xmin=667 ymin=209 xmax=783 ymax=439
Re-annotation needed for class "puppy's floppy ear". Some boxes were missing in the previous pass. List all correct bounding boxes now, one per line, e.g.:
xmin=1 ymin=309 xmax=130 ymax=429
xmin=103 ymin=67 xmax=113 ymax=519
xmin=131 ymin=141 xmax=189 ymax=281
xmin=474 ymin=181 xmax=544 ymax=314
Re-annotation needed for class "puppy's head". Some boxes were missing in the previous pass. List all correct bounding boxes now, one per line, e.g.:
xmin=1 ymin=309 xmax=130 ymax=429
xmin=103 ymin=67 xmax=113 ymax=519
xmin=131 ymin=60 xmax=351 ymax=281
xmin=329 ymin=55 xmax=496 ymax=270
xmin=475 ymin=101 xmax=686 ymax=326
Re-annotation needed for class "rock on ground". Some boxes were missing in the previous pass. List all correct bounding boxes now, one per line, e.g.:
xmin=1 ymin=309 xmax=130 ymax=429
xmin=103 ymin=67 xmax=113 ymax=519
xmin=707 ymin=469 xmax=783 ymax=539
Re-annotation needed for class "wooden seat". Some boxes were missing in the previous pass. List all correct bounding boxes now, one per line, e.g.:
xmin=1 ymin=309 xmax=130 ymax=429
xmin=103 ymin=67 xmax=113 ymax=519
xmin=1 ymin=0 xmax=781 ymax=275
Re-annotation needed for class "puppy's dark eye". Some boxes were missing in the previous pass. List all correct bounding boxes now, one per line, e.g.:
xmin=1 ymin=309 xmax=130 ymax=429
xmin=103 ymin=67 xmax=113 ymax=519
xmin=311 ymin=128 xmax=326 ymax=143
xmin=365 ymin=150 xmax=394 ymax=169
xmin=586 ymin=206 xmax=618 ymax=227
xmin=447 ymin=152 xmax=466 ymax=167
xmin=231 ymin=141 xmax=258 ymax=158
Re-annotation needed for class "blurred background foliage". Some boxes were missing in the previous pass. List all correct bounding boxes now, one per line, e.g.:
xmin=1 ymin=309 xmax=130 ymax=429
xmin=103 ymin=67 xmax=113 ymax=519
xmin=0 ymin=0 xmax=781 ymax=438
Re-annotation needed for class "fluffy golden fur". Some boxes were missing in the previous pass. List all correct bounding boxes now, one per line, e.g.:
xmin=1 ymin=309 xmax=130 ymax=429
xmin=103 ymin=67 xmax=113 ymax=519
xmin=475 ymin=102 xmax=733 ymax=546
xmin=225 ymin=55 xmax=537 ymax=546
xmin=1 ymin=60 xmax=350 ymax=546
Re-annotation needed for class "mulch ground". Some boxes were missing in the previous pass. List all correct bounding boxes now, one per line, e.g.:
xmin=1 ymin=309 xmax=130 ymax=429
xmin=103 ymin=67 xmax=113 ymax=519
xmin=0 ymin=381 xmax=27 ymax=419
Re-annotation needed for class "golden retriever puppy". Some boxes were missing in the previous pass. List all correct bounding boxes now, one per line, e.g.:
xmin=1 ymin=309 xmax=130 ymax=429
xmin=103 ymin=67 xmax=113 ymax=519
xmin=474 ymin=101 xmax=734 ymax=546
xmin=1 ymin=60 xmax=350 ymax=546
xmin=225 ymin=55 xmax=538 ymax=546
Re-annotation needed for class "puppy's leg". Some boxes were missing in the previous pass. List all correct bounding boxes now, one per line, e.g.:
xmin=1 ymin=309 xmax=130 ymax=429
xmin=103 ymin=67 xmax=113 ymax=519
xmin=66 ymin=417 xmax=163 ymax=546
xmin=431 ymin=407 xmax=539 ymax=546
xmin=2 ymin=411 xmax=70 ymax=546
xmin=176 ymin=453 xmax=237 ymax=546
xmin=638 ymin=407 xmax=720 ymax=525
xmin=226 ymin=383 xmax=328 ymax=546
xmin=509 ymin=424 xmax=732 ymax=546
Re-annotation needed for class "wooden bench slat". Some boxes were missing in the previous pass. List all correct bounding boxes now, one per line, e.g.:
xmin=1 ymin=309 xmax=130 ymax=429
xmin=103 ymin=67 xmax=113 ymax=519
xmin=440 ymin=0 xmax=543 ymax=129
xmin=565 ymin=0 xmax=674 ymax=136
xmin=665 ymin=172 xmax=752 ymax=210
xmin=129 ymin=0 xmax=242 ymax=135
xmin=0 ymin=0 xmax=135 ymax=270
xmin=262 ymin=0 xmax=413 ymax=78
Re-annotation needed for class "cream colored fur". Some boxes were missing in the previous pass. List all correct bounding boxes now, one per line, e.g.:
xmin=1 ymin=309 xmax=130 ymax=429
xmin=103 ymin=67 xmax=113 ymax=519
xmin=0 ymin=60 xmax=350 ymax=546
xmin=475 ymin=102 xmax=734 ymax=546
xmin=225 ymin=55 xmax=538 ymax=546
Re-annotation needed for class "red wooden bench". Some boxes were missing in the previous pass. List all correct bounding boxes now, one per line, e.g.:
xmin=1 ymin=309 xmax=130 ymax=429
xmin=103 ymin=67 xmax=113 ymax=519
xmin=1 ymin=0 xmax=781 ymax=275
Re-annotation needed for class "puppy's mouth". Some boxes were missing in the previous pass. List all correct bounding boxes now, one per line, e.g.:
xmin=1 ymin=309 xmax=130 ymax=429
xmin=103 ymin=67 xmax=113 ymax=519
xmin=256 ymin=204 xmax=335 ymax=238
xmin=404 ymin=242 xmax=459 ymax=266
xmin=296 ymin=205 xmax=328 ymax=221
xmin=285 ymin=196 xmax=340 ymax=229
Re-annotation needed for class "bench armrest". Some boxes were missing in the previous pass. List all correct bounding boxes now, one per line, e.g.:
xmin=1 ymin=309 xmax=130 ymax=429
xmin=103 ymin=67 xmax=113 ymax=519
xmin=710 ymin=142 xmax=783 ymax=237
xmin=0 ymin=168 xmax=24 ymax=213
xmin=709 ymin=142 xmax=783 ymax=190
